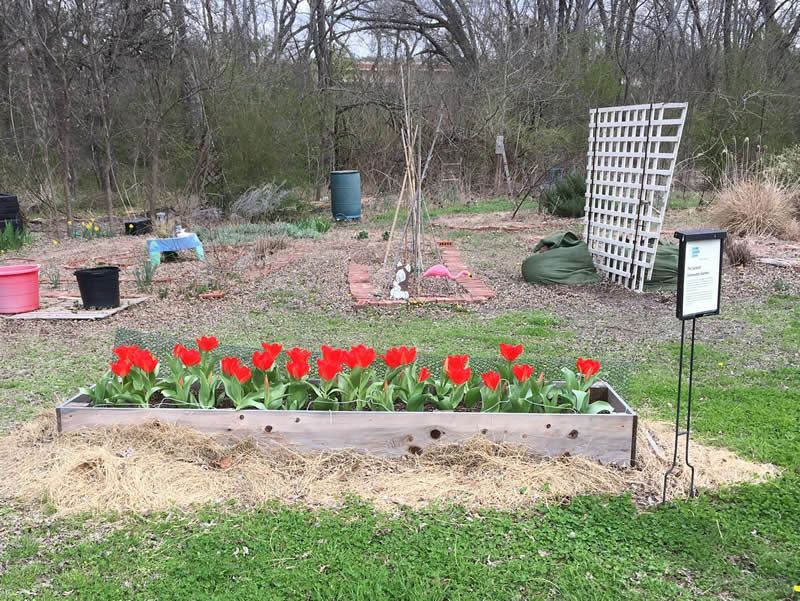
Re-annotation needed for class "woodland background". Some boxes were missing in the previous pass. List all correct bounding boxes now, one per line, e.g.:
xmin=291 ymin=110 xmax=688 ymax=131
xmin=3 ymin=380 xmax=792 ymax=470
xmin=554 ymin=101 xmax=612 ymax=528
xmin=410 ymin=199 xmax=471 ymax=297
xmin=1 ymin=0 xmax=799 ymax=223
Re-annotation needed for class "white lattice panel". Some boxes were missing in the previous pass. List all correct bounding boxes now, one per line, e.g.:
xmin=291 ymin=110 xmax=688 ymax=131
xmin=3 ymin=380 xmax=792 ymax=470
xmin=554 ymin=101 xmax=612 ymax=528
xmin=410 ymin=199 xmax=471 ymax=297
xmin=583 ymin=102 xmax=687 ymax=291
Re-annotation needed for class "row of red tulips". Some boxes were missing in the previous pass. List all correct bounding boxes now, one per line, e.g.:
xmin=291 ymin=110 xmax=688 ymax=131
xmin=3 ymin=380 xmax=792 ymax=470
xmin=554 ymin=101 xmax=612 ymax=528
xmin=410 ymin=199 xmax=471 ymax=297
xmin=81 ymin=337 xmax=613 ymax=414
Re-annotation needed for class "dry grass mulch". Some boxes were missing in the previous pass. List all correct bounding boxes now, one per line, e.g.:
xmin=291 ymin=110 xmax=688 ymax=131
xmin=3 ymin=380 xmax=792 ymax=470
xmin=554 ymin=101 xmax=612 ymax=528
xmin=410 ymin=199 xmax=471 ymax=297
xmin=0 ymin=414 xmax=778 ymax=516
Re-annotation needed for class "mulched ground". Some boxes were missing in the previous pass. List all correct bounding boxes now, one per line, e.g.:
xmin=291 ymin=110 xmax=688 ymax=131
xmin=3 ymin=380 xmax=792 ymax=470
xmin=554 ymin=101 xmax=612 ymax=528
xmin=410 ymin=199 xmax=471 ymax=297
xmin=2 ymin=207 xmax=798 ymax=352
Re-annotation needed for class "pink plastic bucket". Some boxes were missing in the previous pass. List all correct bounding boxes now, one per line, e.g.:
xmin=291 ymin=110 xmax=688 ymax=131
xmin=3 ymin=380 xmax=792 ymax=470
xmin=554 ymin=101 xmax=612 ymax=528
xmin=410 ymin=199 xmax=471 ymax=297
xmin=0 ymin=264 xmax=40 ymax=314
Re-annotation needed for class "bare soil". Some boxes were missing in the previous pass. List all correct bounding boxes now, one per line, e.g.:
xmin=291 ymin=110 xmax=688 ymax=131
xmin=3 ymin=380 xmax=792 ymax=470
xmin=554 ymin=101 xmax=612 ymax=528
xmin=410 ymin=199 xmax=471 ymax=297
xmin=2 ymin=209 xmax=798 ymax=349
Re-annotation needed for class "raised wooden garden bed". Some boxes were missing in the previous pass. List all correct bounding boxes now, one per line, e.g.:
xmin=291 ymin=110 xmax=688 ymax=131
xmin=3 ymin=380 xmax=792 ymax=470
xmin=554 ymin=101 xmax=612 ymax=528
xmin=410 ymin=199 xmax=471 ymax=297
xmin=57 ymin=382 xmax=637 ymax=466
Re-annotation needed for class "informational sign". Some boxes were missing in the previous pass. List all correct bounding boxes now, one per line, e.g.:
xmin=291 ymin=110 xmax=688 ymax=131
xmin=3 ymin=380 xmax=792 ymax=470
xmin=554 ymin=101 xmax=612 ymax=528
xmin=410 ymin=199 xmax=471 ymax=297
xmin=495 ymin=135 xmax=504 ymax=155
xmin=675 ymin=229 xmax=727 ymax=320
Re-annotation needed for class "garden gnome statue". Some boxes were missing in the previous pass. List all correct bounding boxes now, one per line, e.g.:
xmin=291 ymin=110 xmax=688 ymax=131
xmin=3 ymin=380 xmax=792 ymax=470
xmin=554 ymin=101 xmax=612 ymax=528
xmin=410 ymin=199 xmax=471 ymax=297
xmin=390 ymin=263 xmax=411 ymax=300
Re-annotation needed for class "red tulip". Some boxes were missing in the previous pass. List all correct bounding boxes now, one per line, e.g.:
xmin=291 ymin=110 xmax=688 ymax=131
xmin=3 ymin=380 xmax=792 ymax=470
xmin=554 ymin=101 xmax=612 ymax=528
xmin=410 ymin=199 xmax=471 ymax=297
xmin=221 ymin=356 xmax=242 ymax=376
xmin=261 ymin=343 xmax=282 ymax=357
xmin=196 ymin=336 xmax=219 ymax=352
xmin=344 ymin=345 xmax=376 ymax=369
xmin=131 ymin=349 xmax=158 ymax=373
xmin=286 ymin=347 xmax=312 ymax=364
xmin=499 ymin=343 xmax=523 ymax=362
xmin=179 ymin=348 xmax=201 ymax=367
xmin=110 ymin=358 xmax=132 ymax=377
xmin=381 ymin=346 xmax=416 ymax=369
xmin=252 ymin=349 xmax=278 ymax=371
xmin=287 ymin=359 xmax=310 ymax=379
xmin=512 ymin=363 xmax=534 ymax=383
xmin=233 ymin=364 xmax=251 ymax=384
xmin=220 ymin=357 xmax=251 ymax=383
xmin=446 ymin=365 xmax=471 ymax=386
xmin=577 ymin=357 xmax=601 ymax=378
xmin=317 ymin=358 xmax=343 ymax=381
xmin=384 ymin=346 xmax=417 ymax=368
xmin=481 ymin=371 xmax=501 ymax=390
xmin=112 ymin=345 xmax=139 ymax=361
xmin=418 ymin=367 xmax=431 ymax=382
xmin=321 ymin=345 xmax=348 ymax=364
xmin=443 ymin=354 xmax=469 ymax=371
xmin=173 ymin=343 xmax=186 ymax=356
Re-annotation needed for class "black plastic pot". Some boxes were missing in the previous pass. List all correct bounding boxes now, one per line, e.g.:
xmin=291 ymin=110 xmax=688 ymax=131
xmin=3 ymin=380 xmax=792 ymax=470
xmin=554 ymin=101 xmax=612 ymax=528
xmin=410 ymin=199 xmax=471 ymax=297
xmin=0 ymin=217 xmax=22 ymax=232
xmin=0 ymin=194 xmax=22 ymax=230
xmin=74 ymin=266 xmax=120 ymax=309
xmin=124 ymin=217 xmax=152 ymax=236
xmin=0 ymin=193 xmax=19 ymax=214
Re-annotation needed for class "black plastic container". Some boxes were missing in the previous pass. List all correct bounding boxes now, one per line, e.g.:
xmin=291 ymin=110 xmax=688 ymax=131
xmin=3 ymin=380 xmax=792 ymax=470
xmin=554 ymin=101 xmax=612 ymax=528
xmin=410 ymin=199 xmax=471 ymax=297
xmin=0 ymin=193 xmax=20 ymax=215
xmin=124 ymin=217 xmax=152 ymax=236
xmin=0 ymin=217 xmax=22 ymax=232
xmin=0 ymin=194 xmax=22 ymax=230
xmin=74 ymin=266 xmax=120 ymax=309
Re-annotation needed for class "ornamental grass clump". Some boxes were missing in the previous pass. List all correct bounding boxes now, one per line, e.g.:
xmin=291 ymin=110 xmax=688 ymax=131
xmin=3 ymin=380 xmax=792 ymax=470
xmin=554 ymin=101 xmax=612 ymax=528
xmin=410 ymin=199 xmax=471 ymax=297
xmin=80 ymin=339 xmax=616 ymax=415
xmin=712 ymin=177 xmax=800 ymax=239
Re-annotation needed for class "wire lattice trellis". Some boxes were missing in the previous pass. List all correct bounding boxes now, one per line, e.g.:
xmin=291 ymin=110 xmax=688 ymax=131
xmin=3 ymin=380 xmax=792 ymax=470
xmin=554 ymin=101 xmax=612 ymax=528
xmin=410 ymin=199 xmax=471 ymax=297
xmin=584 ymin=102 xmax=687 ymax=292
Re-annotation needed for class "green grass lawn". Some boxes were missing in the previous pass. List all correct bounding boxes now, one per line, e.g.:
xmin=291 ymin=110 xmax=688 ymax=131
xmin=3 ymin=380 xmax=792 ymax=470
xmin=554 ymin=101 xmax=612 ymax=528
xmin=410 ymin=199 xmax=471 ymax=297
xmin=1 ymin=292 xmax=799 ymax=599
xmin=372 ymin=196 xmax=515 ymax=222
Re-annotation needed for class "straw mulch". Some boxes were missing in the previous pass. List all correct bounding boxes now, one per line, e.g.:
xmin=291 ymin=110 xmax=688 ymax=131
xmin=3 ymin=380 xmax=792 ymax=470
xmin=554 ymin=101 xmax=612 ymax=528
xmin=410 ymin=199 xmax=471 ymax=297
xmin=0 ymin=414 xmax=778 ymax=515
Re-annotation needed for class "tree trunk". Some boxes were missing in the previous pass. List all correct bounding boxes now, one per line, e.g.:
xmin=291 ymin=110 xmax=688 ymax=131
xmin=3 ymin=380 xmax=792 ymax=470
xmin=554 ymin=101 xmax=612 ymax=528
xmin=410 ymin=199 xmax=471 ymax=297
xmin=60 ymin=73 xmax=74 ymax=232
xmin=102 ymin=114 xmax=114 ymax=227
xmin=150 ymin=125 xmax=160 ymax=221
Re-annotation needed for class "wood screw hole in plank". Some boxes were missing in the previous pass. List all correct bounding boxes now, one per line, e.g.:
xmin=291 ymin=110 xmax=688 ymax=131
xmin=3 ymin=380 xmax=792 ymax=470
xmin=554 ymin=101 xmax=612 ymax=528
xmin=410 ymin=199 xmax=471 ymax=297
xmin=583 ymin=102 xmax=687 ymax=292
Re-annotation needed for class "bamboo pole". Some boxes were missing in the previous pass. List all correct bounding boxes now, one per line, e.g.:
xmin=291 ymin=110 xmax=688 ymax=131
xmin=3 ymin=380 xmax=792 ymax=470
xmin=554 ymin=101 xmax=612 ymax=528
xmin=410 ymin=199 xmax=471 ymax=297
xmin=382 ymin=170 xmax=408 ymax=267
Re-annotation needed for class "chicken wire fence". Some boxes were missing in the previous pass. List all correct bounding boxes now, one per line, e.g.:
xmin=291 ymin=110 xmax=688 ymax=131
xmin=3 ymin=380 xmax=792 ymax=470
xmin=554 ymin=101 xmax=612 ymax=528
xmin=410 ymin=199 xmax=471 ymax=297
xmin=113 ymin=329 xmax=635 ymax=399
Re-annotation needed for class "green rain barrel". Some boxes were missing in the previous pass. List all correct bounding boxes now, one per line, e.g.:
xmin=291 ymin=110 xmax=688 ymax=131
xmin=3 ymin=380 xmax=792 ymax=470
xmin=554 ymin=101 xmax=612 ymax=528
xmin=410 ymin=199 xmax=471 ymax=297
xmin=330 ymin=170 xmax=361 ymax=220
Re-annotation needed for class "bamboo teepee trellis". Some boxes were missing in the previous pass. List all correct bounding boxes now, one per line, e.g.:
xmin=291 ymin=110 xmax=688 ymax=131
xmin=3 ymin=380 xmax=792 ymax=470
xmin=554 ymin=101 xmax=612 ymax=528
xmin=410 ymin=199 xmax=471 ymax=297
xmin=382 ymin=67 xmax=445 ymax=291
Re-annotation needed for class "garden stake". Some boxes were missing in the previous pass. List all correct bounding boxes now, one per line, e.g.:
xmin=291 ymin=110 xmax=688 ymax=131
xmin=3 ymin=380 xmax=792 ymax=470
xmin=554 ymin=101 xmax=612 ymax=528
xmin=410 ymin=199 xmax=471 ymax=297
xmin=664 ymin=229 xmax=726 ymax=503
xmin=662 ymin=317 xmax=697 ymax=503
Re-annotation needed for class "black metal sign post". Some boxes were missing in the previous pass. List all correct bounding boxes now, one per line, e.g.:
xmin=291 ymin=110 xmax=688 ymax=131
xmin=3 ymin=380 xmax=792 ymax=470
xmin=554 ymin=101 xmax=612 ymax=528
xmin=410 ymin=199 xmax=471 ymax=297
xmin=663 ymin=229 xmax=727 ymax=503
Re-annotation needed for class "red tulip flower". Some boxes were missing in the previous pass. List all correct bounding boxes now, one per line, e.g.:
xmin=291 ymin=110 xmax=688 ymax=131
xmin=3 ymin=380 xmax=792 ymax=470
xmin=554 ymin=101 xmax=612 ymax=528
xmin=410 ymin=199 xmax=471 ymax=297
xmin=286 ymin=347 xmax=312 ymax=364
xmin=345 ymin=345 xmax=376 ymax=369
xmin=252 ymin=349 xmax=278 ymax=371
xmin=131 ymin=349 xmax=158 ymax=373
xmin=321 ymin=345 xmax=348 ymax=364
xmin=577 ymin=358 xmax=601 ymax=378
xmin=179 ymin=348 xmax=201 ymax=367
xmin=499 ymin=343 xmax=523 ymax=362
xmin=317 ymin=358 xmax=343 ymax=381
xmin=110 ymin=358 xmax=132 ymax=377
xmin=443 ymin=354 xmax=469 ymax=371
xmin=221 ymin=357 xmax=251 ymax=383
xmin=446 ymin=365 xmax=472 ymax=386
xmin=381 ymin=346 xmax=417 ymax=369
xmin=481 ymin=371 xmax=501 ymax=390
xmin=221 ymin=356 xmax=241 ymax=374
xmin=287 ymin=359 xmax=310 ymax=379
xmin=512 ymin=363 xmax=534 ymax=383
xmin=196 ymin=336 xmax=219 ymax=352
xmin=234 ymin=364 xmax=251 ymax=383
xmin=418 ymin=367 xmax=431 ymax=382
xmin=112 ymin=345 xmax=139 ymax=361
xmin=261 ymin=343 xmax=282 ymax=357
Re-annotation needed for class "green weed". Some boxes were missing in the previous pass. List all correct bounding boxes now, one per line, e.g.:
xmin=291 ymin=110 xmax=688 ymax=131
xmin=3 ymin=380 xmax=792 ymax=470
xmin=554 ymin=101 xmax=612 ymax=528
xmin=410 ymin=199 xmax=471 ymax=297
xmin=0 ymin=221 xmax=32 ymax=252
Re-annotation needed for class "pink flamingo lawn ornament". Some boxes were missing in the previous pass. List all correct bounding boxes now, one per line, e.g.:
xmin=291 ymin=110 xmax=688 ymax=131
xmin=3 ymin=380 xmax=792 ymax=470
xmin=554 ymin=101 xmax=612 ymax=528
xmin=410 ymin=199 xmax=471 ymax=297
xmin=421 ymin=264 xmax=472 ymax=280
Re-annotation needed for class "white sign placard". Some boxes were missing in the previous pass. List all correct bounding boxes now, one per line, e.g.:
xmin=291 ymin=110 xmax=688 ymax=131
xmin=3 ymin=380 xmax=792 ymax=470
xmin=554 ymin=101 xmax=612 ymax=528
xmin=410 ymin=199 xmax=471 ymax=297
xmin=679 ymin=238 xmax=721 ymax=318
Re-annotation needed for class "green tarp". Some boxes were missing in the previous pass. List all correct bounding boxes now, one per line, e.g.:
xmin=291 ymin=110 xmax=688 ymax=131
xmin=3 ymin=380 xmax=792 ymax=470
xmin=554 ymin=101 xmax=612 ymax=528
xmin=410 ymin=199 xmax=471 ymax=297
xmin=643 ymin=241 xmax=679 ymax=291
xmin=521 ymin=231 xmax=679 ymax=290
xmin=522 ymin=232 xmax=601 ymax=285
